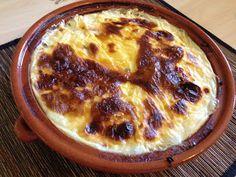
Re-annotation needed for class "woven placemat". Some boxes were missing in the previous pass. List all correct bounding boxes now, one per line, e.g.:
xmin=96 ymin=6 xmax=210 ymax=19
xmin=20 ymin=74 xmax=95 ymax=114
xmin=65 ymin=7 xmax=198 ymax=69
xmin=0 ymin=1 xmax=236 ymax=176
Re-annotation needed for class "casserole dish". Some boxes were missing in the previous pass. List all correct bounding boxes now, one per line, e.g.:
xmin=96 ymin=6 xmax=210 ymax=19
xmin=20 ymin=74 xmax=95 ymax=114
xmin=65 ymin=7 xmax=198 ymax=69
xmin=11 ymin=0 xmax=235 ymax=173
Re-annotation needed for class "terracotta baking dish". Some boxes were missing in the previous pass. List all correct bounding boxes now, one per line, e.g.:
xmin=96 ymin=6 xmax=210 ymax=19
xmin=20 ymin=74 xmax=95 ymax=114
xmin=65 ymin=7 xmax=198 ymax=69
xmin=11 ymin=0 xmax=235 ymax=173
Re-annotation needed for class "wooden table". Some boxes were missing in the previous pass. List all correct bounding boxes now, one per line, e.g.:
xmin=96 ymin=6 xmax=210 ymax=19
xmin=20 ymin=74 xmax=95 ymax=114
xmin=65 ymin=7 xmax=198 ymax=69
xmin=164 ymin=0 xmax=236 ymax=50
xmin=0 ymin=0 xmax=77 ymax=45
xmin=1 ymin=1 xmax=236 ymax=176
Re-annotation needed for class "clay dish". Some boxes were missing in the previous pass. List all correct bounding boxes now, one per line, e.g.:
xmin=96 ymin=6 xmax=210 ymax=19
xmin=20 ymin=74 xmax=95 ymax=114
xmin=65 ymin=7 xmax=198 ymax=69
xmin=11 ymin=0 xmax=235 ymax=173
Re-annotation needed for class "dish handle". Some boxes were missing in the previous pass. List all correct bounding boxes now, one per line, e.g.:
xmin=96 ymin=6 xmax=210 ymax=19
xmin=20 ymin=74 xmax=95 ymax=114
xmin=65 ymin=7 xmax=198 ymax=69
xmin=14 ymin=116 xmax=38 ymax=142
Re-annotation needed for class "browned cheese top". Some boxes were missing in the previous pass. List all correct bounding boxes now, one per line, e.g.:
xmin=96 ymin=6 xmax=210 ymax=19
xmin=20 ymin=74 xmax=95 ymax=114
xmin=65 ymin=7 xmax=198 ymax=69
xmin=31 ymin=9 xmax=217 ymax=155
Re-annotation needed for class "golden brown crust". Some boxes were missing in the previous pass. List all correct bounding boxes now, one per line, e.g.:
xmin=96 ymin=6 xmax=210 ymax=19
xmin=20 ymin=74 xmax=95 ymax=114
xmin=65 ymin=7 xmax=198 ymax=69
xmin=31 ymin=9 xmax=217 ymax=155
xmin=35 ymin=16 xmax=203 ymax=141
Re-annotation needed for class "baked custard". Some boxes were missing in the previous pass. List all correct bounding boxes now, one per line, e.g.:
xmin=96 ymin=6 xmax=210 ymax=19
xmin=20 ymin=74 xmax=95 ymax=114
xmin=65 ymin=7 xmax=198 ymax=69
xmin=31 ymin=9 xmax=218 ymax=155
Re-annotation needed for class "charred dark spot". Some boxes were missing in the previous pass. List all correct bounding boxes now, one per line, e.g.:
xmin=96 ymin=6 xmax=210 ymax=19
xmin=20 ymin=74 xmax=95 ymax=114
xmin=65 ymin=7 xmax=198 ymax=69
xmin=108 ymin=43 xmax=116 ymax=53
xmin=155 ymin=30 xmax=174 ymax=41
xmin=143 ymin=99 xmax=163 ymax=140
xmin=112 ymin=18 xmax=129 ymax=26
xmin=144 ymin=30 xmax=182 ymax=67
xmin=129 ymin=18 xmax=156 ymax=29
xmin=87 ymin=96 xmax=136 ymax=138
xmin=204 ymin=88 xmax=210 ymax=94
xmin=137 ymin=34 xmax=157 ymax=68
xmin=41 ymin=88 xmax=93 ymax=115
xmin=36 ymin=72 xmax=57 ymax=90
xmin=53 ymin=56 xmax=72 ymax=73
xmin=163 ymin=46 xmax=184 ymax=62
xmin=38 ymin=54 xmax=51 ymax=68
xmin=171 ymin=99 xmax=187 ymax=115
xmin=176 ymin=82 xmax=202 ymax=102
xmin=53 ymin=43 xmax=77 ymax=62
xmin=89 ymin=43 xmax=98 ymax=55
xmin=132 ymin=62 xmax=161 ymax=94
xmin=148 ymin=109 xmax=163 ymax=129
xmin=106 ymin=122 xmax=135 ymax=140
xmin=36 ymin=43 xmax=128 ymax=114
xmin=85 ymin=121 xmax=103 ymax=134
xmin=130 ymin=31 xmax=186 ymax=94
xmin=145 ymin=99 xmax=163 ymax=129
xmin=73 ymin=89 xmax=92 ymax=101
xmin=97 ymin=96 xmax=128 ymax=115
xmin=162 ymin=63 xmax=185 ymax=88
xmin=131 ymin=33 xmax=161 ymax=94
xmin=41 ymin=92 xmax=70 ymax=114
xmin=146 ymin=30 xmax=174 ymax=41
xmin=105 ymin=23 xmax=122 ymax=35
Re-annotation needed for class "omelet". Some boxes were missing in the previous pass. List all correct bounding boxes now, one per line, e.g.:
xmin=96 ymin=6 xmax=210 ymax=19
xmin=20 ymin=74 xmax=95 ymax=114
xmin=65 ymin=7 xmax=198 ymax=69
xmin=30 ymin=8 xmax=218 ymax=155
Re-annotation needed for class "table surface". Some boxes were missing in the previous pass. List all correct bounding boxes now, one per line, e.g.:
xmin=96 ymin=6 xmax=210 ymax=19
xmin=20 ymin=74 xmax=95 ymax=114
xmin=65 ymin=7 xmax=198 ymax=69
xmin=0 ymin=0 xmax=77 ymax=45
xmin=1 ymin=1 xmax=236 ymax=177
xmin=1 ymin=0 xmax=236 ymax=50
xmin=164 ymin=0 xmax=236 ymax=50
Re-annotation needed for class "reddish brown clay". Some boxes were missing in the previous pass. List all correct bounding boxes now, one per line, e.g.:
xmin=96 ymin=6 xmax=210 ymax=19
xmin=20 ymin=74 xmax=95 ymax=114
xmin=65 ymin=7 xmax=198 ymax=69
xmin=11 ymin=0 xmax=235 ymax=173
xmin=14 ymin=116 xmax=38 ymax=142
